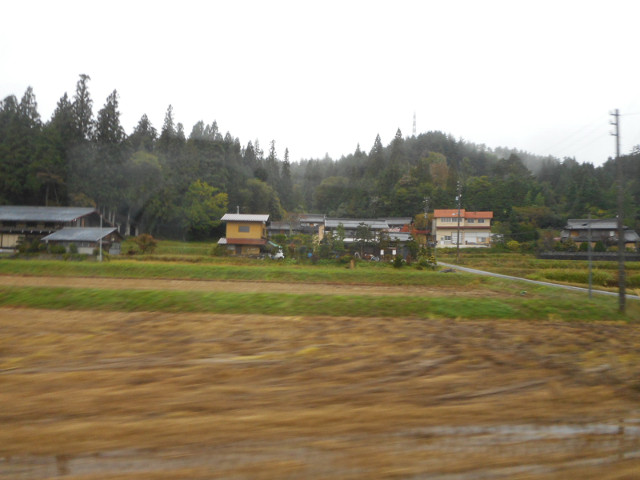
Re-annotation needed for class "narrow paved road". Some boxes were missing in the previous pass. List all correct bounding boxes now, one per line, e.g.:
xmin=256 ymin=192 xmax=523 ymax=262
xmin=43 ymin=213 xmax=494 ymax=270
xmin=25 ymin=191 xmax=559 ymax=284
xmin=438 ymin=261 xmax=640 ymax=300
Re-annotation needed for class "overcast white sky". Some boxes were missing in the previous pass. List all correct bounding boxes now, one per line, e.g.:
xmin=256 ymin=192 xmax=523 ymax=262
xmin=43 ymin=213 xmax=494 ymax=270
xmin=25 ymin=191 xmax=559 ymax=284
xmin=2 ymin=0 xmax=640 ymax=166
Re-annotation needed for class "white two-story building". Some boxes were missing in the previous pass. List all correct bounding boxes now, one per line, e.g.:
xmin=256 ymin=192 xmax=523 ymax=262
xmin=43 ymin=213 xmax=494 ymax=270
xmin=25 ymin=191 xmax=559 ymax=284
xmin=433 ymin=209 xmax=493 ymax=247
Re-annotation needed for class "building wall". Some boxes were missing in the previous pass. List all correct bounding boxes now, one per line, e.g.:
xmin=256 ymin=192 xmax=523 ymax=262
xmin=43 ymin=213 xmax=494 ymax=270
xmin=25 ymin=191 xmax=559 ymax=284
xmin=51 ymin=241 xmax=121 ymax=255
xmin=240 ymin=245 xmax=261 ymax=256
xmin=226 ymin=221 xmax=266 ymax=240
xmin=435 ymin=227 xmax=491 ymax=246
xmin=0 ymin=233 xmax=20 ymax=248
xmin=433 ymin=214 xmax=492 ymax=247
xmin=433 ymin=217 xmax=490 ymax=228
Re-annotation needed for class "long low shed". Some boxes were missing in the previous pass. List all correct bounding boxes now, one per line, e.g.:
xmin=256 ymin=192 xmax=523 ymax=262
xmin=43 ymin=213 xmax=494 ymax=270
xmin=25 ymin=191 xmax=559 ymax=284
xmin=42 ymin=227 xmax=123 ymax=255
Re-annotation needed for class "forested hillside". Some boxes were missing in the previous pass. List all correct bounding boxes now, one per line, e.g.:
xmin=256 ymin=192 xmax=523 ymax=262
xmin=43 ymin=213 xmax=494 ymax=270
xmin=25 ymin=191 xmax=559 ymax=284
xmin=1 ymin=75 xmax=639 ymax=242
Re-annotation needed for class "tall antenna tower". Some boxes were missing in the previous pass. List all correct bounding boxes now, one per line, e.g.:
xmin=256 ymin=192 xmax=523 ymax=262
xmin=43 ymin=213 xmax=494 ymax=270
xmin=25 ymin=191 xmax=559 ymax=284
xmin=412 ymin=112 xmax=416 ymax=137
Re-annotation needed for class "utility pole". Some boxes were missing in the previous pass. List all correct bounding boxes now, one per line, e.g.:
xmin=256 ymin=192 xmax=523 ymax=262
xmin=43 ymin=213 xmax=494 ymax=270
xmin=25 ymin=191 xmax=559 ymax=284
xmin=587 ymin=214 xmax=592 ymax=298
xmin=610 ymin=109 xmax=625 ymax=313
xmin=98 ymin=208 xmax=103 ymax=262
xmin=456 ymin=181 xmax=462 ymax=262
xmin=423 ymin=196 xmax=430 ymax=249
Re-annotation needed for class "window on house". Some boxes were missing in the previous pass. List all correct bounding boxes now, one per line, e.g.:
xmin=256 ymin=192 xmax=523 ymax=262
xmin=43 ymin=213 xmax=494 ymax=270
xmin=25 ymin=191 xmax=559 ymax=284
xmin=467 ymin=219 xmax=475 ymax=223
xmin=443 ymin=235 xmax=452 ymax=241
xmin=238 ymin=225 xmax=250 ymax=233
xmin=477 ymin=219 xmax=485 ymax=223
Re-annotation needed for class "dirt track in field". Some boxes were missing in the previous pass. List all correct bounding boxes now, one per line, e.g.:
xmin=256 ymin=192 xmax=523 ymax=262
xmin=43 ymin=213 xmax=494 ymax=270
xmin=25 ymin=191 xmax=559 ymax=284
xmin=0 ymin=274 xmax=498 ymax=297
xmin=1 ymin=274 xmax=640 ymax=479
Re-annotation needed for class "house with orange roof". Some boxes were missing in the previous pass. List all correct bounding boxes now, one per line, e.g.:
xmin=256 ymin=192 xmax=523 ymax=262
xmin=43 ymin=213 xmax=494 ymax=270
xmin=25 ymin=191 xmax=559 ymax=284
xmin=432 ymin=209 xmax=493 ymax=247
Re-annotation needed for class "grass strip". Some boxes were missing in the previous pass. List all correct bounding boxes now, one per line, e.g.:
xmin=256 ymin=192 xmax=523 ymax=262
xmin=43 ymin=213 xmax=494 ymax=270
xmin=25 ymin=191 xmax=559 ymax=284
xmin=0 ymin=286 xmax=630 ymax=321
xmin=0 ymin=259 xmax=485 ymax=287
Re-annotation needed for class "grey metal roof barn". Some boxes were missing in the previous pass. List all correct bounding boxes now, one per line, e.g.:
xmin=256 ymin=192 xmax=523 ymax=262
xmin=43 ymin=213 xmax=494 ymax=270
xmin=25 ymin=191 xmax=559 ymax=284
xmin=561 ymin=218 xmax=640 ymax=247
xmin=42 ymin=227 xmax=120 ymax=243
xmin=42 ymin=227 xmax=124 ymax=255
xmin=0 ymin=205 xmax=109 ymax=250
xmin=0 ymin=206 xmax=97 ymax=223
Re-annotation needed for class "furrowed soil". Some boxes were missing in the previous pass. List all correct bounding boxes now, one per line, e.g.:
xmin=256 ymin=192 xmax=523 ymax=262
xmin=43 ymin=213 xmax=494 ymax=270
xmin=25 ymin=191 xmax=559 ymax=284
xmin=1 ymin=274 xmax=640 ymax=479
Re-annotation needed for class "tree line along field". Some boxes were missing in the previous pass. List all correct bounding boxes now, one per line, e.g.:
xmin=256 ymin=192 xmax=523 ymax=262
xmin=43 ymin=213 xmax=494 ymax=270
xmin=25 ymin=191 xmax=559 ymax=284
xmin=3 ymin=78 xmax=640 ymax=243
xmin=1 ymin=247 xmax=639 ymax=479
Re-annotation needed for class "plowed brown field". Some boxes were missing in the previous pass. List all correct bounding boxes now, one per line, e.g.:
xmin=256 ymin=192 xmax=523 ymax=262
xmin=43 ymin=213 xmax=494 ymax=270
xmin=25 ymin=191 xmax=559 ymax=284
xmin=1 ymin=275 xmax=639 ymax=479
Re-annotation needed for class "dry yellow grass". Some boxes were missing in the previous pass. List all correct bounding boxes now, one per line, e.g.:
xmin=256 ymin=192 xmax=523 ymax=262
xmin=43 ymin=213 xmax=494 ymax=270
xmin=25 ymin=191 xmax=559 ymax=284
xmin=2 ymin=300 xmax=640 ymax=479
xmin=2 ymin=270 xmax=640 ymax=478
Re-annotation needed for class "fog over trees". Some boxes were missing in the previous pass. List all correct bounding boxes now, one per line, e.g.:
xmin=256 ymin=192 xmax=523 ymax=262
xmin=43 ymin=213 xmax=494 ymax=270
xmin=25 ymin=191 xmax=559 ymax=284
xmin=1 ymin=75 xmax=639 ymax=241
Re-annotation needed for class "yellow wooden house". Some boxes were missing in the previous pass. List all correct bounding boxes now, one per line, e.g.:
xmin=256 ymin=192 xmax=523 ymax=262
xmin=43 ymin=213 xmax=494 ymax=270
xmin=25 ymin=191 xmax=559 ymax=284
xmin=219 ymin=213 xmax=270 ymax=256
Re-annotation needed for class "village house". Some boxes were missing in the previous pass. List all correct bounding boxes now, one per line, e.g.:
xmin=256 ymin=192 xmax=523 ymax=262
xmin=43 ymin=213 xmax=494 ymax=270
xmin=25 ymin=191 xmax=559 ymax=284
xmin=299 ymin=213 xmax=326 ymax=234
xmin=321 ymin=217 xmax=415 ymax=257
xmin=267 ymin=213 xmax=326 ymax=238
xmin=218 ymin=213 xmax=270 ymax=256
xmin=432 ymin=209 xmax=493 ymax=247
xmin=561 ymin=219 xmax=640 ymax=250
xmin=0 ymin=206 xmax=108 ymax=250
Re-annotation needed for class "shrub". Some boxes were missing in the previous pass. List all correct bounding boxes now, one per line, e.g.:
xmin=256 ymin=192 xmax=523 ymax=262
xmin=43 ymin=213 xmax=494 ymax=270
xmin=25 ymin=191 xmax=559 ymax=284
xmin=393 ymin=255 xmax=405 ymax=268
xmin=63 ymin=252 xmax=86 ymax=261
xmin=337 ymin=254 xmax=352 ymax=265
xmin=49 ymin=244 xmax=67 ymax=255
xmin=564 ymin=239 xmax=578 ymax=252
xmin=17 ymin=239 xmax=44 ymax=254
xmin=68 ymin=243 xmax=78 ymax=254
xmin=506 ymin=240 xmax=520 ymax=252
xmin=91 ymin=249 xmax=110 ymax=261
xmin=133 ymin=234 xmax=158 ymax=254
xmin=316 ymin=243 xmax=331 ymax=259
xmin=415 ymin=255 xmax=437 ymax=270
xmin=210 ymin=243 xmax=227 ymax=257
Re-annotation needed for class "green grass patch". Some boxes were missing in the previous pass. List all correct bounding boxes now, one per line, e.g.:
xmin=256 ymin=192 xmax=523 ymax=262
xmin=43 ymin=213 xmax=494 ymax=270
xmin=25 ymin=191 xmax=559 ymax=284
xmin=0 ymin=285 xmax=634 ymax=321
xmin=0 ymin=258 xmax=490 ymax=288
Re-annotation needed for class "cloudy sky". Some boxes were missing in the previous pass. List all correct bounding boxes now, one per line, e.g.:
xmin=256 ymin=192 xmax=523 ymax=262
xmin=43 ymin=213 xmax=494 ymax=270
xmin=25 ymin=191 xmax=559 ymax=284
xmin=2 ymin=0 xmax=639 ymax=166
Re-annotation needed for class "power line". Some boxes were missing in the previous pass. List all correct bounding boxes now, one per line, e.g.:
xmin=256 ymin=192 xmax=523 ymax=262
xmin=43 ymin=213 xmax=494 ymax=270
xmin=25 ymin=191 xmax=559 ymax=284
xmin=559 ymin=132 xmax=610 ymax=156
xmin=542 ymin=120 xmax=604 ymax=153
